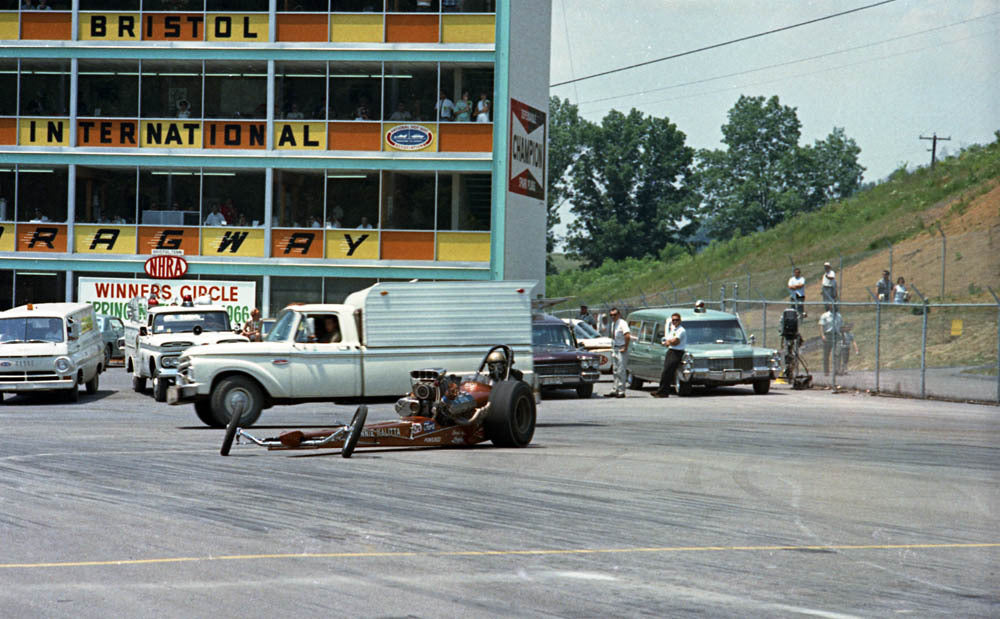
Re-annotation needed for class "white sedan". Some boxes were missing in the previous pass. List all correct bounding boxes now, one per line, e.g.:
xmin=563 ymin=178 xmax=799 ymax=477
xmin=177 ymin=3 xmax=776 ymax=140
xmin=563 ymin=318 xmax=613 ymax=373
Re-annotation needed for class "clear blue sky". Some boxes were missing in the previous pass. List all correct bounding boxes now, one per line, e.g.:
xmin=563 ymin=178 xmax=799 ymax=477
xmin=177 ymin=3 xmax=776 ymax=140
xmin=549 ymin=0 xmax=999 ymax=239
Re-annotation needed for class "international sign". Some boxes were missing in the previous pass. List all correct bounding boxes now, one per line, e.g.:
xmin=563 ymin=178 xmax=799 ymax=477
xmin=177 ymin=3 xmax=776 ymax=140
xmin=386 ymin=124 xmax=434 ymax=150
xmin=144 ymin=254 xmax=188 ymax=279
xmin=508 ymin=98 xmax=546 ymax=201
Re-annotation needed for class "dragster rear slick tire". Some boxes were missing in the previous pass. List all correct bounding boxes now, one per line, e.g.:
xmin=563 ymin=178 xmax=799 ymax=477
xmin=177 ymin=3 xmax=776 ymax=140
xmin=220 ymin=404 xmax=242 ymax=456
xmin=485 ymin=380 xmax=536 ymax=448
xmin=341 ymin=405 xmax=368 ymax=458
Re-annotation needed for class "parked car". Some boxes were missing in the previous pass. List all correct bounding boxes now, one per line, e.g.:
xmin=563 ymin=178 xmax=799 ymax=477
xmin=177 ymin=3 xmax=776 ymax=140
xmin=96 ymin=314 xmax=125 ymax=366
xmin=563 ymin=317 xmax=612 ymax=372
xmin=625 ymin=307 xmax=781 ymax=395
xmin=532 ymin=313 xmax=601 ymax=398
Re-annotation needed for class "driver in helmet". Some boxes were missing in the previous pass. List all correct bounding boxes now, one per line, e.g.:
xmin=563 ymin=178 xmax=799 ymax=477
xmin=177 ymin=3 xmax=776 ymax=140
xmin=484 ymin=347 xmax=522 ymax=383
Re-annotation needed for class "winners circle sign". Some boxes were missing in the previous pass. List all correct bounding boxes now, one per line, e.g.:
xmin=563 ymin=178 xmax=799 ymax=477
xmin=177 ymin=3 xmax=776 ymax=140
xmin=144 ymin=254 xmax=189 ymax=279
xmin=508 ymin=98 xmax=546 ymax=201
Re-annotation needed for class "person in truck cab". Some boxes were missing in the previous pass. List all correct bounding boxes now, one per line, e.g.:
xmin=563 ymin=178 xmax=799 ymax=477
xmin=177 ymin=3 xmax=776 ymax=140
xmin=318 ymin=316 xmax=341 ymax=344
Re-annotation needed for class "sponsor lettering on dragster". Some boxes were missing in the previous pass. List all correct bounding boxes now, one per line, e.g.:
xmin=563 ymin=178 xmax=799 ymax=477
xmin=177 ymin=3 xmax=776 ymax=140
xmin=361 ymin=427 xmax=404 ymax=439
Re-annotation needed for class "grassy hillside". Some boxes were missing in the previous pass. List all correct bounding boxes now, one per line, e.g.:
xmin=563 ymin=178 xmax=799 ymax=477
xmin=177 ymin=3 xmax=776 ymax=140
xmin=547 ymin=137 xmax=1000 ymax=308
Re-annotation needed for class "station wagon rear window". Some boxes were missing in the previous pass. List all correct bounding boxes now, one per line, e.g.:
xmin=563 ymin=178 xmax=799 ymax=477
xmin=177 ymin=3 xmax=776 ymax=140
xmin=0 ymin=317 xmax=65 ymax=343
xmin=152 ymin=311 xmax=230 ymax=334
xmin=532 ymin=323 xmax=575 ymax=348
xmin=681 ymin=319 xmax=746 ymax=345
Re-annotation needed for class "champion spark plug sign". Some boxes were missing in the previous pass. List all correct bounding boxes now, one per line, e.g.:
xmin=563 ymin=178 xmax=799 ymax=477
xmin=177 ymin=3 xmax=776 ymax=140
xmin=508 ymin=98 xmax=546 ymax=201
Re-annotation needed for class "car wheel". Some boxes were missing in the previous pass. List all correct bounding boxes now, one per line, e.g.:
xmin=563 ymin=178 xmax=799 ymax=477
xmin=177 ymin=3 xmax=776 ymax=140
xmin=675 ymin=374 xmax=693 ymax=397
xmin=194 ymin=400 xmax=220 ymax=427
xmin=132 ymin=375 xmax=146 ymax=393
xmin=485 ymin=380 xmax=536 ymax=448
xmin=103 ymin=344 xmax=112 ymax=369
xmin=341 ymin=405 xmax=368 ymax=459
xmin=85 ymin=372 xmax=99 ymax=395
xmin=67 ymin=377 xmax=80 ymax=403
xmin=211 ymin=376 xmax=264 ymax=428
xmin=153 ymin=377 xmax=168 ymax=402
xmin=627 ymin=371 xmax=644 ymax=390
xmin=753 ymin=379 xmax=771 ymax=395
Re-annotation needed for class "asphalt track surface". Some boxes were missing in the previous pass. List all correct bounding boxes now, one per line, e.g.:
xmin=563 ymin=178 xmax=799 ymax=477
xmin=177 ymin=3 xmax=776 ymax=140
xmin=1 ymin=369 xmax=997 ymax=618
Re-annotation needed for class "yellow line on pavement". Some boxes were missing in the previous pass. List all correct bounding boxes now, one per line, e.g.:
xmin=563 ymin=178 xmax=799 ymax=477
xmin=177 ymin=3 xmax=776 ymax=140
xmin=2 ymin=542 xmax=998 ymax=570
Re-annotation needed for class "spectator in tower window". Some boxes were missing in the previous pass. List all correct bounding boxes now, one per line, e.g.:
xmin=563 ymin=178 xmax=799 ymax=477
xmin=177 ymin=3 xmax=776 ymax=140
xmin=454 ymin=90 xmax=472 ymax=122
xmin=29 ymin=208 xmax=49 ymax=222
xmin=326 ymin=215 xmax=342 ymax=229
xmin=220 ymin=198 xmax=236 ymax=224
xmin=475 ymin=92 xmax=491 ymax=122
xmin=36 ymin=0 xmax=51 ymax=8
xmin=436 ymin=90 xmax=454 ymax=121
xmin=308 ymin=215 xmax=322 ymax=228
xmin=236 ymin=213 xmax=249 ymax=227
xmin=21 ymin=1 xmax=36 ymax=9
xmin=330 ymin=204 xmax=345 ymax=222
xmin=204 ymin=205 xmax=226 ymax=226
xmin=357 ymin=216 xmax=373 ymax=229
xmin=285 ymin=103 xmax=304 ymax=120
xmin=176 ymin=99 xmax=191 ymax=119
xmin=389 ymin=101 xmax=412 ymax=121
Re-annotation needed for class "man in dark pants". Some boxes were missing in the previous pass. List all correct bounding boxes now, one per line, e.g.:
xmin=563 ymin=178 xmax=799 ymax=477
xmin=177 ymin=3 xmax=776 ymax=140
xmin=652 ymin=312 xmax=686 ymax=398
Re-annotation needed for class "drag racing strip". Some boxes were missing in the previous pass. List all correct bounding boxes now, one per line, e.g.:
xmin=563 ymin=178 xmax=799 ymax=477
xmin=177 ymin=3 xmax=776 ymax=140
xmin=2 ymin=542 xmax=997 ymax=570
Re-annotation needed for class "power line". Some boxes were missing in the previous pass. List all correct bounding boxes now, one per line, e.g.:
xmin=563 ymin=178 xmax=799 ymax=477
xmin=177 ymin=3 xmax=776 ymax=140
xmin=550 ymin=0 xmax=898 ymax=88
xmin=572 ymin=10 xmax=1000 ymax=108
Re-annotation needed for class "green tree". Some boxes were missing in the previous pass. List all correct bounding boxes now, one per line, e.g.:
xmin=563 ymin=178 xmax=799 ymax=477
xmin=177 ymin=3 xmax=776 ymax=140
xmin=546 ymin=96 xmax=590 ymax=273
xmin=696 ymin=95 xmax=863 ymax=239
xmin=564 ymin=108 xmax=695 ymax=268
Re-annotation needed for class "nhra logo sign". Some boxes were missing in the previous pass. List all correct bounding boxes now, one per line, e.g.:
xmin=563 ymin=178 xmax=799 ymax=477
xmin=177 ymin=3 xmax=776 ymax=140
xmin=385 ymin=124 xmax=434 ymax=151
xmin=144 ymin=255 xmax=188 ymax=279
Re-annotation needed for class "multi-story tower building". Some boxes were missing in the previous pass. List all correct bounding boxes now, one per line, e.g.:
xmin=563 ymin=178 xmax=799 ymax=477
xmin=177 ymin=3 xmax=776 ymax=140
xmin=0 ymin=0 xmax=549 ymax=320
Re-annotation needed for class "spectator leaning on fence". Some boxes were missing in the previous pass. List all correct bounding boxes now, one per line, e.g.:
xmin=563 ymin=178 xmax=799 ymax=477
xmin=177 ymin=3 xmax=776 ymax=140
xmin=894 ymin=277 xmax=910 ymax=303
xmin=788 ymin=267 xmax=806 ymax=316
xmin=821 ymin=262 xmax=837 ymax=306
xmin=818 ymin=307 xmax=843 ymax=376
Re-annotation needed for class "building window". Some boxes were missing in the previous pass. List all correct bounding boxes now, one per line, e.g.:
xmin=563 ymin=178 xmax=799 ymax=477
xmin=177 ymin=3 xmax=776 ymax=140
xmin=76 ymin=166 xmax=137 ymax=224
xmin=329 ymin=62 xmax=381 ymax=121
xmin=327 ymin=171 xmax=378 ymax=228
xmin=15 ymin=271 xmax=66 ymax=307
xmin=78 ymin=59 xmax=140 ymax=118
xmin=79 ymin=2 xmax=141 ymax=9
xmin=204 ymin=60 xmax=266 ymax=119
xmin=276 ymin=61 xmax=328 ymax=121
xmin=437 ymin=173 xmax=490 ymax=230
xmin=20 ymin=59 xmax=71 ymax=117
xmin=206 ymin=0 xmax=268 ymax=10
xmin=0 ymin=60 xmax=16 ymax=117
xmin=271 ymin=276 xmax=322 ymax=316
xmin=324 ymin=277 xmax=375 ymax=303
xmin=139 ymin=168 xmax=200 ymax=226
xmin=381 ymin=171 xmax=433 ymax=230
xmin=273 ymin=169 xmax=324 ymax=228
xmin=383 ymin=62 xmax=437 ymax=122
xmin=441 ymin=64 xmax=492 ymax=122
xmin=143 ymin=0 xmax=205 ymax=10
xmin=388 ymin=0 xmax=439 ymax=11
xmin=17 ymin=166 xmax=68 ymax=223
xmin=0 ymin=167 xmax=13 ymax=222
xmin=331 ymin=1 xmax=382 ymax=11
xmin=202 ymin=170 xmax=265 ymax=227
xmin=140 ymin=59 xmax=203 ymax=120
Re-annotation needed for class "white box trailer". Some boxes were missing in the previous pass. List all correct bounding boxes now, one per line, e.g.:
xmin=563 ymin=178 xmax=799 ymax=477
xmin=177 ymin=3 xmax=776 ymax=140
xmin=168 ymin=280 xmax=536 ymax=427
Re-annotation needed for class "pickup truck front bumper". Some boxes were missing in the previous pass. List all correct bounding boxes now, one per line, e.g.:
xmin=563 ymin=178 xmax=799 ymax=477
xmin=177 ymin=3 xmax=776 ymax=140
xmin=166 ymin=382 xmax=202 ymax=405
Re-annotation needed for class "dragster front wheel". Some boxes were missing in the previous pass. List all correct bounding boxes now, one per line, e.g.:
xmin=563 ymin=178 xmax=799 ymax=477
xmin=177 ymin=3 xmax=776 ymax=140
xmin=220 ymin=401 xmax=243 ymax=456
xmin=341 ymin=405 xmax=368 ymax=459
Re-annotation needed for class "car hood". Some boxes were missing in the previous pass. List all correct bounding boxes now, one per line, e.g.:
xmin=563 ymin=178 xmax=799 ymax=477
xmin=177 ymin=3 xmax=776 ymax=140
xmin=686 ymin=343 xmax=776 ymax=357
xmin=578 ymin=336 xmax=612 ymax=349
xmin=533 ymin=345 xmax=597 ymax=363
xmin=183 ymin=341 xmax=292 ymax=358
xmin=0 ymin=342 xmax=66 ymax=357
xmin=146 ymin=332 xmax=249 ymax=348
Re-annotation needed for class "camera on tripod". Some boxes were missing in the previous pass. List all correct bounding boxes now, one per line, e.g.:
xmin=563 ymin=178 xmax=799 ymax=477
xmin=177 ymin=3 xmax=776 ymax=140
xmin=780 ymin=308 xmax=799 ymax=339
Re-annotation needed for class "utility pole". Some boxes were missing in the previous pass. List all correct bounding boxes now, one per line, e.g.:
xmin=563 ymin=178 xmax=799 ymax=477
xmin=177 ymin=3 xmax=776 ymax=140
xmin=920 ymin=133 xmax=951 ymax=169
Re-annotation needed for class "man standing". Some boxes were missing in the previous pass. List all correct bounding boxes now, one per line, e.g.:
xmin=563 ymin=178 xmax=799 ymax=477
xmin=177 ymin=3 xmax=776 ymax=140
xmin=577 ymin=305 xmax=596 ymax=328
xmin=603 ymin=308 xmax=630 ymax=398
xmin=818 ymin=307 xmax=843 ymax=376
xmin=652 ymin=313 xmax=686 ymax=398
xmin=788 ymin=267 xmax=806 ymax=316
xmin=242 ymin=308 xmax=262 ymax=342
xmin=821 ymin=262 xmax=837 ymax=306
xmin=876 ymin=270 xmax=892 ymax=301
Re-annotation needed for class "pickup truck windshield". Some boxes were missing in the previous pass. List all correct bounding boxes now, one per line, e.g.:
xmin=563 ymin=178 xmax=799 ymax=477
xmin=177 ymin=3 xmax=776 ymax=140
xmin=0 ymin=317 xmax=65 ymax=343
xmin=152 ymin=311 xmax=230 ymax=334
xmin=682 ymin=319 xmax=746 ymax=345
xmin=532 ymin=323 xmax=575 ymax=348
xmin=264 ymin=310 xmax=296 ymax=342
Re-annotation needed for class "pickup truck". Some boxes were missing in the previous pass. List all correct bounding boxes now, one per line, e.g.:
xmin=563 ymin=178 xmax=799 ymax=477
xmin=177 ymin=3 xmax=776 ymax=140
xmin=168 ymin=280 xmax=536 ymax=428
xmin=124 ymin=304 xmax=249 ymax=402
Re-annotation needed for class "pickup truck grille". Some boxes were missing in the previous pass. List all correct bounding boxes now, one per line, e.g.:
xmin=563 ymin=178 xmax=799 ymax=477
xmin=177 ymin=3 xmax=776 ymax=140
xmin=706 ymin=358 xmax=753 ymax=371
xmin=0 ymin=371 xmax=61 ymax=382
xmin=536 ymin=363 xmax=580 ymax=376
xmin=162 ymin=341 xmax=193 ymax=348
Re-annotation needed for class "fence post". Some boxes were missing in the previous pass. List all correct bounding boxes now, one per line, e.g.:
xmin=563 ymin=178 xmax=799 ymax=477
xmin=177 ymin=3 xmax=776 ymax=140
xmin=936 ymin=222 xmax=946 ymax=298
xmin=989 ymin=287 xmax=1000 ymax=403
xmin=762 ymin=298 xmax=768 ymax=348
xmin=888 ymin=242 xmax=893 ymax=280
xmin=912 ymin=284 xmax=928 ymax=398
xmin=838 ymin=251 xmax=845 ymax=300
xmin=734 ymin=283 xmax=739 ymax=313
xmin=867 ymin=287 xmax=881 ymax=393
xmin=719 ymin=285 xmax=725 ymax=312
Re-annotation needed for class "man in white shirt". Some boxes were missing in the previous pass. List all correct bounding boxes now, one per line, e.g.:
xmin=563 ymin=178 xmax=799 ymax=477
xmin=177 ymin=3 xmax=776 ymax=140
xmin=821 ymin=262 xmax=837 ymax=306
xmin=653 ymin=312 xmax=686 ymax=397
xmin=436 ymin=90 xmax=454 ymax=121
xmin=357 ymin=216 xmax=373 ymax=229
xmin=603 ymin=307 xmax=630 ymax=398
xmin=818 ymin=308 xmax=843 ymax=375
xmin=788 ymin=267 xmax=806 ymax=317
xmin=203 ymin=206 xmax=226 ymax=226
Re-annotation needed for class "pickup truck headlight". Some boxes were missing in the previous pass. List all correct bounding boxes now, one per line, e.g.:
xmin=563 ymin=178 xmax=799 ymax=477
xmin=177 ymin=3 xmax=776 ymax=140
xmin=54 ymin=356 xmax=73 ymax=373
xmin=161 ymin=356 xmax=180 ymax=368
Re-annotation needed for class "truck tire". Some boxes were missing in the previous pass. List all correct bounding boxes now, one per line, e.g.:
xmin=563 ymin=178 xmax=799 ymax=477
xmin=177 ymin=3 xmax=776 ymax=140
xmin=753 ymin=379 xmax=771 ymax=395
xmin=576 ymin=383 xmax=594 ymax=399
xmin=626 ymin=371 xmax=644 ymax=390
xmin=132 ymin=375 xmax=146 ymax=393
xmin=85 ymin=372 xmax=99 ymax=395
xmin=211 ymin=376 xmax=264 ymax=428
xmin=194 ymin=400 xmax=220 ymax=427
xmin=67 ymin=381 xmax=80 ymax=403
xmin=485 ymin=380 xmax=535 ymax=448
xmin=675 ymin=374 xmax=693 ymax=397
xmin=341 ymin=405 xmax=368 ymax=459
xmin=152 ymin=377 xmax=169 ymax=402
xmin=103 ymin=344 xmax=112 ymax=369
